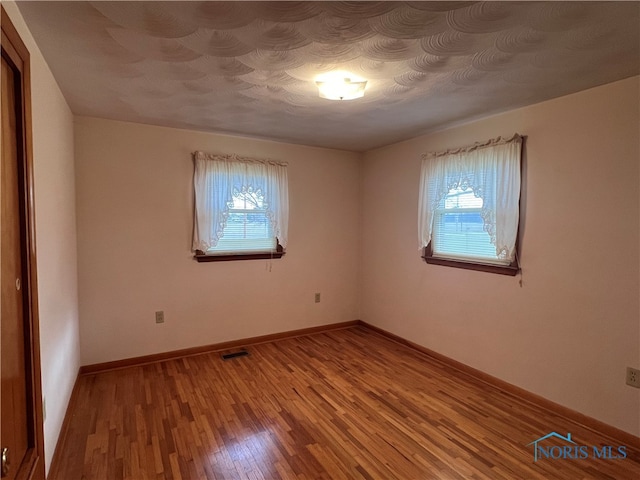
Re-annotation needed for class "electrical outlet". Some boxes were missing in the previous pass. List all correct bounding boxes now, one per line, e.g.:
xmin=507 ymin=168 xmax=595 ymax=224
xmin=155 ymin=311 xmax=164 ymax=324
xmin=626 ymin=367 xmax=640 ymax=388
xmin=314 ymin=293 xmax=321 ymax=303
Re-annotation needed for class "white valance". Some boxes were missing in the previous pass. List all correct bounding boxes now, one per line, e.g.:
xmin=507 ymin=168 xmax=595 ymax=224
xmin=192 ymin=151 xmax=289 ymax=252
xmin=418 ymin=134 xmax=522 ymax=260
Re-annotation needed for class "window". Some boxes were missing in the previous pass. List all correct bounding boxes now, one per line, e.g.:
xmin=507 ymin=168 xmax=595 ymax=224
xmin=433 ymin=188 xmax=503 ymax=263
xmin=418 ymin=134 xmax=522 ymax=275
xmin=192 ymin=151 xmax=288 ymax=262
xmin=209 ymin=186 xmax=275 ymax=254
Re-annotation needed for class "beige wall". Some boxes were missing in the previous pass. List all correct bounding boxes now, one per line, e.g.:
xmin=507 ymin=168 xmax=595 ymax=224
xmin=2 ymin=2 xmax=80 ymax=472
xmin=361 ymin=76 xmax=640 ymax=436
xmin=74 ymin=117 xmax=361 ymax=366
xmin=5 ymin=2 xmax=638 ymax=464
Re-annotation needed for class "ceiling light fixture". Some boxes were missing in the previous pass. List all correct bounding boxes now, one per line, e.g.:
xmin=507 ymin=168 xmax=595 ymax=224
xmin=315 ymin=73 xmax=367 ymax=101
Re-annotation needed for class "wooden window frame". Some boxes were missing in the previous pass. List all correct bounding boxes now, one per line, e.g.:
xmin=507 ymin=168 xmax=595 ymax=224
xmin=194 ymin=239 xmax=285 ymax=263
xmin=422 ymin=240 xmax=519 ymax=276
xmin=423 ymin=204 xmax=521 ymax=276
xmin=422 ymin=137 xmax=525 ymax=277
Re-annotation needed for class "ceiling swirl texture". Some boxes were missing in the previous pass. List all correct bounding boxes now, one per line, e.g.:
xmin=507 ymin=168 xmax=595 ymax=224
xmin=16 ymin=1 xmax=640 ymax=151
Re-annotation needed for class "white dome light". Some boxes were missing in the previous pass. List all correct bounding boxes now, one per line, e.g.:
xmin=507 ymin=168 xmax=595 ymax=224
xmin=315 ymin=72 xmax=367 ymax=101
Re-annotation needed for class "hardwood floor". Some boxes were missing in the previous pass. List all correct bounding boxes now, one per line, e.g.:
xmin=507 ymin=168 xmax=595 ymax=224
xmin=51 ymin=327 xmax=639 ymax=479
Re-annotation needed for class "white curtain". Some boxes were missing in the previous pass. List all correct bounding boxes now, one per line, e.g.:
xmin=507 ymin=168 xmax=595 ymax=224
xmin=418 ymin=134 xmax=522 ymax=260
xmin=192 ymin=151 xmax=289 ymax=252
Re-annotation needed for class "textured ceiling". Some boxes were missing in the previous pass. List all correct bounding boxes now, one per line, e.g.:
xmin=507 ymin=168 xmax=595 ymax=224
xmin=16 ymin=1 xmax=640 ymax=151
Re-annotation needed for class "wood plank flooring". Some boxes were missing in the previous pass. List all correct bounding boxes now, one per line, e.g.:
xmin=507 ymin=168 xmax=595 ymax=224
xmin=51 ymin=327 xmax=640 ymax=479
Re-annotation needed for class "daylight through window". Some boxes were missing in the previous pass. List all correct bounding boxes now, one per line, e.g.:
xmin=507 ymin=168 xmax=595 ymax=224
xmin=192 ymin=151 xmax=288 ymax=261
xmin=211 ymin=187 xmax=275 ymax=254
xmin=418 ymin=134 xmax=522 ymax=274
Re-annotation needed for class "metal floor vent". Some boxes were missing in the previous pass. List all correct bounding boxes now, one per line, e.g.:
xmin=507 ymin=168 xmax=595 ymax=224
xmin=221 ymin=350 xmax=249 ymax=360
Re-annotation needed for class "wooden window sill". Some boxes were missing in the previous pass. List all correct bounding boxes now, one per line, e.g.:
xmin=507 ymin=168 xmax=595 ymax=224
xmin=422 ymin=243 xmax=519 ymax=276
xmin=195 ymin=251 xmax=285 ymax=262
xmin=195 ymin=242 xmax=285 ymax=263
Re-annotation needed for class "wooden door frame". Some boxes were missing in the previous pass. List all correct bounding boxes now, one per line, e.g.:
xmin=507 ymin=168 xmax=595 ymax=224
xmin=1 ymin=6 xmax=45 ymax=480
